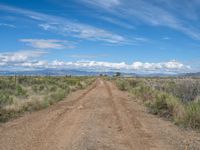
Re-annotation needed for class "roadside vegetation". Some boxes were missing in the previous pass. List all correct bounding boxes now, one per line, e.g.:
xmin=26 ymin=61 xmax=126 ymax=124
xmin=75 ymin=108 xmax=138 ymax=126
xmin=0 ymin=76 xmax=95 ymax=122
xmin=115 ymin=77 xmax=200 ymax=129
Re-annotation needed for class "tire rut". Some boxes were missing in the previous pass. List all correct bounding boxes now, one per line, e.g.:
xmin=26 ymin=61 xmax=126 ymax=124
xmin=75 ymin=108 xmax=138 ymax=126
xmin=104 ymin=81 xmax=154 ymax=149
xmin=104 ymin=81 xmax=133 ymax=149
xmin=51 ymin=79 xmax=98 ymax=122
xmin=1 ymin=79 xmax=200 ymax=150
xmin=25 ymin=79 xmax=99 ymax=150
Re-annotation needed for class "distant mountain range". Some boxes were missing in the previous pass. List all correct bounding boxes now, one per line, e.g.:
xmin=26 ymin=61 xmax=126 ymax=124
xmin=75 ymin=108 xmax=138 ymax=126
xmin=0 ymin=69 xmax=121 ymax=76
xmin=181 ymin=72 xmax=200 ymax=77
xmin=0 ymin=69 xmax=199 ymax=77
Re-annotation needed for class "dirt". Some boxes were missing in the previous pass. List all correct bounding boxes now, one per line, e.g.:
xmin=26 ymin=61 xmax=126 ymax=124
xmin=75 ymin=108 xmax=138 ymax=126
xmin=0 ymin=78 xmax=200 ymax=150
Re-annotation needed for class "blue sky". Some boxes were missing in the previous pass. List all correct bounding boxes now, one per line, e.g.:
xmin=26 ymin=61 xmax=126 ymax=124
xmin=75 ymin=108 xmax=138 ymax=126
xmin=0 ymin=0 xmax=200 ymax=73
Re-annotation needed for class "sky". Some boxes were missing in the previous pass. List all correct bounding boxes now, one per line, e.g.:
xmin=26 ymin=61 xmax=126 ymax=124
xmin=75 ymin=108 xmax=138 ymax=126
xmin=0 ymin=0 xmax=200 ymax=74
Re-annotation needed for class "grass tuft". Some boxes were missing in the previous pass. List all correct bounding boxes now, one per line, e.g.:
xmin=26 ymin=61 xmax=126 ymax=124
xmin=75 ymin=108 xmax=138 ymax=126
xmin=115 ymin=77 xmax=200 ymax=130
xmin=0 ymin=76 xmax=95 ymax=122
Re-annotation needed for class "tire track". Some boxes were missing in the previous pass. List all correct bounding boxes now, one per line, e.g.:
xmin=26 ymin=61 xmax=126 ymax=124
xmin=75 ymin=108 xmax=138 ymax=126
xmin=104 ymin=81 xmax=154 ymax=149
xmin=24 ymin=79 xmax=99 ymax=150
xmin=1 ymin=79 xmax=200 ymax=150
xmin=52 ymin=79 xmax=98 ymax=121
xmin=104 ymin=80 xmax=133 ymax=149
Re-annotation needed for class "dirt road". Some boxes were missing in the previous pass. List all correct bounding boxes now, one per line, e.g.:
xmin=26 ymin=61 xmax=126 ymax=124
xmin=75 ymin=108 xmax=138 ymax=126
xmin=0 ymin=79 xmax=200 ymax=150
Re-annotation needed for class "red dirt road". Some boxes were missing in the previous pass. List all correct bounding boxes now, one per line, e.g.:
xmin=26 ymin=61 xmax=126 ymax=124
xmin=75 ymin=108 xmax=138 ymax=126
xmin=0 ymin=79 xmax=200 ymax=150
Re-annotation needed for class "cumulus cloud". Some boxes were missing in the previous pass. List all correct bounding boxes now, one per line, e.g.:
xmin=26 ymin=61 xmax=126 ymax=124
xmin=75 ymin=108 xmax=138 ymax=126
xmin=0 ymin=50 xmax=190 ymax=72
xmin=0 ymin=52 xmax=190 ymax=73
xmin=0 ymin=56 xmax=188 ymax=73
xmin=44 ymin=60 xmax=190 ymax=73
xmin=20 ymin=39 xmax=74 ymax=49
xmin=20 ymin=60 xmax=48 ymax=68
xmin=0 ymin=50 xmax=47 ymax=66
xmin=0 ymin=51 xmax=190 ymax=73
xmin=130 ymin=60 xmax=188 ymax=70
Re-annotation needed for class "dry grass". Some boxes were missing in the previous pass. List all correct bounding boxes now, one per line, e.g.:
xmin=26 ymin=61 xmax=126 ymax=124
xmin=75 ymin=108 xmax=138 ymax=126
xmin=115 ymin=77 xmax=200 ymax=130
xmin=0 ymin=76 xmax=95 ymax=122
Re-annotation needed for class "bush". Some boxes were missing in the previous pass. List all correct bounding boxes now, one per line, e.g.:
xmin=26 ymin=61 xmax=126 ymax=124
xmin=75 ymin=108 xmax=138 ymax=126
xmin=32 ymin=85 xmax=38 ymax=92
xmin=146 ymin=93 xmax=180 ymax=118
xmin=50 ymin=86 xmax=57 ymax=92
xmin=116 ymin=77 xmax=200 ymax=130
xmin=164 ymin=80 xmax=200 ymax=102
xmin=133 ymin=85 xmax=155 ymax=102
xmin=0 ymin=93 xmax=13 ymax=108
xmin=39 ymin=85 xmax=45 ymax=91
xmin=116 ymin=79 xmax=129 ymax=91
xmin=0 ymin=76 xmax=95 ymax=122
xmin=180 ymin=102 xmax=200 ymax=129
xmin=50 ymin=90 xmax=66 ymax=102
xmin=0 ymin=108 xmax=19 ymax=122
xmin=15 ymin=85 xmax=28 ymax=97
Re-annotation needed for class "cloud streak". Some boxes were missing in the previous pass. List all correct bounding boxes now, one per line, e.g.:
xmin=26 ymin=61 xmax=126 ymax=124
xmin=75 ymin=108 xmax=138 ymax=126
xmin=0 ymin=23 xmax=15 ymax=28
xmin=80 ymin=0 xmax=200 ymax=40
xmin=70 ymin=54 xmax=108 ymax=59
xmin=0 ymin=4 xmax=127 ymax=44
xmin=20 ymin=39 xmax=74 ymax=49
xmin=39 ymin=23 xmax=126 ymax=44
xmin=82 ymin=0 xmax=121 ymax=8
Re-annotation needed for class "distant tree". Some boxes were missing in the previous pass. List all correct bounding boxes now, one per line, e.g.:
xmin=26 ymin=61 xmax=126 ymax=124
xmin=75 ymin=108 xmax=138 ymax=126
xmin=65 ymin=75 xmax=71 ymax=78
xmin=115 ymin=72 xmax=121 ymax=77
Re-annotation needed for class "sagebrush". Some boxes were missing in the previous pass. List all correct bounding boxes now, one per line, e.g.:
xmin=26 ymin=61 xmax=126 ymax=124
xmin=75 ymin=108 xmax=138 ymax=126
xmin=116 ymin=77 xmax=200 ymax=129
xmin=0 ymin=76 xmax=95 ymax=122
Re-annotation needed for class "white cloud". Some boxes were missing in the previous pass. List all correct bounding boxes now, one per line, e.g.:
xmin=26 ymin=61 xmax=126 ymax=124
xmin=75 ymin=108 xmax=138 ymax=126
xmin=0 ymin=51 xmax=190 ymax=73
xmin=163 ymin=60 xmax=184 ymax=69
xmin=39 ymin=23 xmax=126 ymax=44
xmin=20 ymin=39 xmax=73 ymax=49
xmin=82 ymin=0 xmax=121 ymax=8
xmin=99 ymin=16 xmax=134 ymax=29
xmin=0 ymin=50 xmax=47 ymax=65
xmin=80 ymin=0 xmax=200 ymax=40
xmin=0 ymin=4 xmax=127 ymax=44
xmin=0 ymin=51 xmax=189 ymax=72
xmin=130 ymin=60 xmax=189 ymax=70
xmin=163 ymin=37 xmax=170 ymax=40
xmin=70 ymin=54 xmax=108 ymax=59
xmin=47 ymin=60 xmax=189 ymax=72
xmin=0 ymin=23 xmax=15 ymax=28
xmin=20 ymin=60 xmax=48 ymax=68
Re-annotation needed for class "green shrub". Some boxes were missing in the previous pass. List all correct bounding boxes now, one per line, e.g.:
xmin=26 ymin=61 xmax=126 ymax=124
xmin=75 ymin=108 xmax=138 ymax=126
xmin=40 ymin=99 xmax=50 ymax=108
xmin=77 ymin=82 xmax=85 ymax=89
xmin=115 ymin=78 xmax=200 ymax=129
xmin=146 ymin=93 xmax=179 ymax=117
xmin=39 ymin=85 xmax=45 ymax=91
xmin=0 ymin=76 xmax=95 ymax=122
xmin=0 ymin=93 xmax=13 ymax=108
xmin=32 ymin=85 xmax=38 ymax=92
xmin=50 ymin=86 xmax=57 ymax=92
xmin=15 ymin=85 xmax=28 ymax=97
xmin=0 ymin=108 xmax=19 ymax=122
xmin=116 ymin=79 xmax=129 ymax=91
xmin=50 ymin=90 xmax=66 ymax=102
xmin=180 ymin=102 xmax=200 ymax=129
